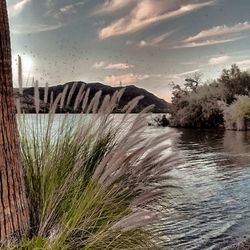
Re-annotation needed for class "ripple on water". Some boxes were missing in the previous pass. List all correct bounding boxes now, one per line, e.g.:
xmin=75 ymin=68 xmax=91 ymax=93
xmin=160 ymin=128 xmax=250 ymax=249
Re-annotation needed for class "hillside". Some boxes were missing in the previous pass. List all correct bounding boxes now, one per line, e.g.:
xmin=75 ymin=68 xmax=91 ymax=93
xmin=15 ymin=82 xmax=171 ymax=113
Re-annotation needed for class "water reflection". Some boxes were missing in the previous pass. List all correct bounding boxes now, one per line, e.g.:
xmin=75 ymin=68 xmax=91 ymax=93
xmin=162 ymin=128 xmax=250 ymax=250
xmin=223 ymin=131 xmax=250 ymax=167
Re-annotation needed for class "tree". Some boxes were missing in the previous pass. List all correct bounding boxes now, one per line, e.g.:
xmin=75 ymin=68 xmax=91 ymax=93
xmin=171 ymin=74 xmax=202 ymax=115
xmin=223 ymin=96 xmax=250 ymax=131
xmin=171 ymin=75 xmax=224 ymax=128
xmin=218 ymin=64 xmax=250 ymax=104
xmin=0 ymin=0 xmax=29 ymax=241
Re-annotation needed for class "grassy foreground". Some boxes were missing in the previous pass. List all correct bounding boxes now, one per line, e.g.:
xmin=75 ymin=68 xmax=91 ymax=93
xmin=3 ymin=84 xmax=176 ymax=249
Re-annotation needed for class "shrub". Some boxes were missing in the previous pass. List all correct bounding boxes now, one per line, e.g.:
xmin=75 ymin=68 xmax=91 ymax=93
xmin=4 ymin=83 xmax=176 ymax=249
xmin=170 ymin=65 xmax=250 ymax=128
xmin=171 ymin=82 xmax=223 ymax=128
xmin=218 ymin=64 xmax=250 ymax=104
xmin=223 ymin=95 xmax=250 ymax=131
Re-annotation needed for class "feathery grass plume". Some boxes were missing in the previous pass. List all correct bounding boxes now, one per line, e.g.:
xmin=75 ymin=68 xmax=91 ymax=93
xmin=66 ymin=82 xmax=78 ymax=107
xmin=73 ymin=84 xmax=85 ymax=111
xmin=86 ymin=90 xmax=102 ymax=113
xmin=34 ymin=80 xmax=40 ymax=114
xmin=44 ymin=82 xmax=49 ymax=104
xmin=50 ymin=91 xmax=54 ymax=109
xmin=16 ymin=55 xmax=23 ymax=113
xmin=10 ymin=79 xmax=176 ymax=249
xmin=32 ymin=77 xmax=35 ymax=87
xmin=60 ymin=84 xmax=69 ymax=110
xmin=82 ymin=88 xmax=90 ymax=112
xmin=15 ymin=98 xmax=21 ymax=115
xmin=18 ymin=55 xmax=23 ymax=95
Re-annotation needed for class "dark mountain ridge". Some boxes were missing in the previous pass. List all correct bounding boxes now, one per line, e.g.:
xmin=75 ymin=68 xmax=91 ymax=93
xmin=15 ymin=81 xmax=171 ymax=113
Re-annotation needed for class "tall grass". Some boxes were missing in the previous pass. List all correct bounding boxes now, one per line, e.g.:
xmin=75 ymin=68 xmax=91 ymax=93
xmin=5 ymin=57 xmax=176 ymax=249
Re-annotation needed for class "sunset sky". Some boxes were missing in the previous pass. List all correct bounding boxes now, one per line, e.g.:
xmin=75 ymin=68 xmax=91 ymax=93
xmin=7 ymin=0 xmax=250 ymax=101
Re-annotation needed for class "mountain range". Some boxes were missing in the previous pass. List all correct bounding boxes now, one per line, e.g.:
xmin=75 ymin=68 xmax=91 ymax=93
xmin=15 ymin=82 xmax=171 ymax=113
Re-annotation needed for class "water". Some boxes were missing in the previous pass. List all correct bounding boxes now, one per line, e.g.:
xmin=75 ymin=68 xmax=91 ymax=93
xmin=160 ymin=128 xmax=250 ymax=250
xmin=21 ymin=115 xmax=250 ymax=249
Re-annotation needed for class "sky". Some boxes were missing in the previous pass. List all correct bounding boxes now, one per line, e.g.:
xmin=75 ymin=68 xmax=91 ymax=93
xmin=7 ymin=0 xmax=250 ymax=101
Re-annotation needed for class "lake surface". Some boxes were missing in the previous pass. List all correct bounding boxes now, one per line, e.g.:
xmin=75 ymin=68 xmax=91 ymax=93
xmin=159 ymin=127 xmax=250 ymax=250
xmin=21 ymin=115 xmax=250 ymax=249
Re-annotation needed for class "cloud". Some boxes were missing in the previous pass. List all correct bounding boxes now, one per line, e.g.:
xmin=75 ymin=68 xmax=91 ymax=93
xmin=60 ymin=2 xmax=85 ymax=13
xmin=175 ymin=37 xmax=240 ymax=48
xmin=105 ymin=63 xmax=134 ymax=69
xmin=139 ymin=41 xmax=147 ymax=47
xmin=93 ymin=61 xmax=134 ymax=70
xmin=10 ymin=0 xmax=32 ymax=16
xmin=45 ymin=1 xmax=86 ymax=20
xmin=161 ymin=69 xmax=201 ymax=85
xmin=185 ymin=22 xmax=250 ymax=42
xmin=236 ymin=59 xmax=250 ymax=69
xmin=165 ymin=69 xmax=201 ymax=81
xmin=94 ymin=0 xmax=136 ymax=15
xmin=138 ymin=31 xmax=174 ymax=47
xmin=209 ymin=55 xmax=230 ymax=65
xmin=11 ymin=0 xmax=83 ymax=34
xmin=177 ymin=22 xmax=250 ymax=48
xmin=105 ymin=73 xmax=150 ymax=85
xmin=175 ymin=69 xmax=201 ymax=77
xmin=93 ymin=61 xmax=106 ymax=69
xmin=181 ymin=62 xmax=196 ymax=65
xmin=98 ymin=0 xmax=215 ymax=39
xmin=12 ymin=23 xmax=63 ymax=34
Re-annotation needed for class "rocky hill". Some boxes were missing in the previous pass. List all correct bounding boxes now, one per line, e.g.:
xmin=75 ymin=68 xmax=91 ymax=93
xmin=15 ymin=82 xmax=171 ymax=113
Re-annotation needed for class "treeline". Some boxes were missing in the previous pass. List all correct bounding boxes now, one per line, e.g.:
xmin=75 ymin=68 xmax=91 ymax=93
xmin=170 ymin=64 xmax=250 ymax=130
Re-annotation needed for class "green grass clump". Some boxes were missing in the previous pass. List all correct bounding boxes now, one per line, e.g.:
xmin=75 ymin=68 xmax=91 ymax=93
xmin=8 ymin=82 xmax=176 ymax=249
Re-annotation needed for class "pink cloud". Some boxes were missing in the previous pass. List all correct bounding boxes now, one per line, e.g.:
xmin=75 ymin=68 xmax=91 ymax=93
xmin=185 ymin=22 xmax=250 ymax=43
xmin=105 ymin=63 xmax=134 ymax=70
xmin=176 ymin=38 xmax=240 ymax=48
xmin=176 ymin=22 xmax=250 ymax=48
xmin=105 ymin=73 xmax=150 ymax=85
xmin=93 ymin=61 xmax=134 ymax=70
xmin=99 ymin=0 xmax=215 ymax=39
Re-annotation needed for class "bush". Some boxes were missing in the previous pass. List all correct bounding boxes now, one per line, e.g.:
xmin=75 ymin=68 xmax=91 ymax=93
xmin=171 ymin=82 xmax=223 ymax=128
xmin=170 ymin=65 xmax=250 ymax=128
xmin=218 ymin=64 xmax=250 ymax=104
xmin=223 ymin=95 xmax=250 ymax=131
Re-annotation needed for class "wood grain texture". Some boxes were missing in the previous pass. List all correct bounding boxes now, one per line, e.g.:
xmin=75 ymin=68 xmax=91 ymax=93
xmin=0 ymin=0 xmax=29 ymax=241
